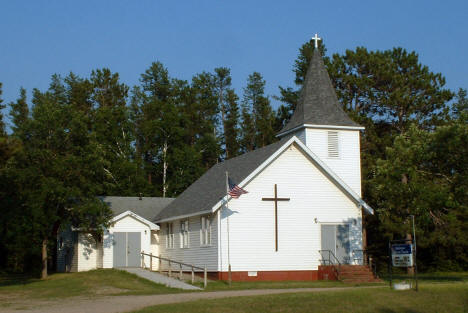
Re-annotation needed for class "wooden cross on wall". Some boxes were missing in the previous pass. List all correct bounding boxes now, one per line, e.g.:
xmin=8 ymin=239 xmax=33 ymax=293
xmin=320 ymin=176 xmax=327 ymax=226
xmin=262 ymin=184 xmax=290 ymax=251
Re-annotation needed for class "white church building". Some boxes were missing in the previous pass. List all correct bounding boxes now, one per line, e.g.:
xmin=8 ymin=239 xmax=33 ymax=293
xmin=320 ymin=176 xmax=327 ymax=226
xmin=57 ymin=45 xmax=374 ymax=281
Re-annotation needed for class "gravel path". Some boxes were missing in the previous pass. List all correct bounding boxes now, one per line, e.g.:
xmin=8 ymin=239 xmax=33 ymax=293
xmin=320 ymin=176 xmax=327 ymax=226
xmin=121 ymin=268 xmax=201 ymax=290
xmin=0 ymin=286 xmax=383 ymax=313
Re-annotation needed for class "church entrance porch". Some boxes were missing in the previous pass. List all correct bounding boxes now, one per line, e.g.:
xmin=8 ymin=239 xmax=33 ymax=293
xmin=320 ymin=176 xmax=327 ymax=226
xmin=113 ymin=232 xmax=141 ymax=267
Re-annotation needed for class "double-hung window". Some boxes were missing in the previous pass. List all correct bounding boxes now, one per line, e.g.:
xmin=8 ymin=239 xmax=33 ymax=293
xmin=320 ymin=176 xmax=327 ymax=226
xmin=180 ymin=220 xmax=189 ymax=248
xmin=200 ymin=216 xmax=212 ymax=246
xmin=166 ymin=223 xmax=174 ymax=249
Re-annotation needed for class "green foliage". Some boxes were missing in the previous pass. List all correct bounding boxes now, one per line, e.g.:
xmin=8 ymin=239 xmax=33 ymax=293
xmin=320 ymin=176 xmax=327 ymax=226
xmin=224 ymin=89 xmax=241 ymax=158
xmin=0 ymin=83 xmax=5 ymax=135
xmin=241 ymin=72 xmax=276 ymax=151
xmin=9 ymin=88 xmax=29 ymax=136
xmin=371 ymin=123 xmax=468 ymax=270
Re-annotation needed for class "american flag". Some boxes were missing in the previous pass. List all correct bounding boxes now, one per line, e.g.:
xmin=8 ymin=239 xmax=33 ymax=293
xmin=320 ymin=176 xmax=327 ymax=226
xmin=228 ymin=177 xmax=248 ymax=198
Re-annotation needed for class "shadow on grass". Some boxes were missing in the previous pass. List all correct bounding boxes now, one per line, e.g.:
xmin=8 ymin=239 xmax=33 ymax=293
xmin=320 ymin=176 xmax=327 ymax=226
xmin=0 ymin=273 xmax=40 ymax=287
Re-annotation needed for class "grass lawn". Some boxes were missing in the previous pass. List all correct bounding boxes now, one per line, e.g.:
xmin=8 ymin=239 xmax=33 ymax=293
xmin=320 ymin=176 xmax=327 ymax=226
xmin=132 ymin=282 xmax=468 ymax=313
xmin=193 ymin=279 xmax=383 ymax=291
xmin=0 ymin=269 xmax=181 ymax=301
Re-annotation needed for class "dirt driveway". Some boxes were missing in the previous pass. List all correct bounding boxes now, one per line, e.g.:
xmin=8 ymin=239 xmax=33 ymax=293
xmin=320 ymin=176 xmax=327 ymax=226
xmin=0 ymin=286 xmax=383 ymax=313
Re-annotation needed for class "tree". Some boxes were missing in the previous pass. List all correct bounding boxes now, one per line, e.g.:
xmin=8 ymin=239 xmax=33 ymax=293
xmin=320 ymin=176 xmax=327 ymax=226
xmin=241 ymin=72 xmax=276 ymax=150
xmin=213 ymin=67 xmax=232 ymax=158
xmin=132 ymin=62 xmax=188 ymax=197
xmin=9 ymin=88 xmax=29 ymax=137
xmin=371 ymin=123 xmax=468 ymax=270
xmin=0 ymin=83 xmax=5 ymax=135
xmin=224 ymin=89 xmax=241 ymax=158
xmin=451 ymin=88 xmax=468 ymax=122
xmin=89 ymin=69 xmax=139 ymax=196
xmin=7 ymin=76 xmax=113 ymax=278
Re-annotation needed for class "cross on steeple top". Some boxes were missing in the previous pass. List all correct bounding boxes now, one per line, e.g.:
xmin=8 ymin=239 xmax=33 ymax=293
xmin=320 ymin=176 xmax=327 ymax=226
xmin=311 ymin=33 xmax=321 ymax=48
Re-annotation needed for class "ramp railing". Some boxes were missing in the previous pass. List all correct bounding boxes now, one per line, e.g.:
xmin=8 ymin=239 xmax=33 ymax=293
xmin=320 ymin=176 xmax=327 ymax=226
xmin=140 ymin=252 xmax=207 ymax=288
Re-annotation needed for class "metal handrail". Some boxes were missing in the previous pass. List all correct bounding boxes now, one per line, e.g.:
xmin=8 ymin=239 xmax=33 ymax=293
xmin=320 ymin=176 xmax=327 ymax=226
xmin=140 ymin=252 xmax=207 ymax=288
xmin=318 ymin=249 xmax=341 ymax=280
xmin=352 ymin=249 xmax=367 ymax=265
xmin=352 ymin=249 xmax=377 ymax=278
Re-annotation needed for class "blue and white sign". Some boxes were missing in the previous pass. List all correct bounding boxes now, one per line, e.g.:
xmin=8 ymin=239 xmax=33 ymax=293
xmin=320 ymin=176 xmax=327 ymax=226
xmin=391 ymin=244 xmax=413 ymax=267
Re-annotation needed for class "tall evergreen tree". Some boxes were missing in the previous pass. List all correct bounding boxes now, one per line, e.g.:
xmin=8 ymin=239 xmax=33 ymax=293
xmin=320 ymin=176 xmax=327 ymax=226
xmin=7 ymin=76 xmax=113 ymax=278
xmin=213 ymin=67 xmax=233 ymax=158
xmin=241 ymin=72 xmax=276 ymax=150
xmin=89 ymin=69 xmax=139 ymax=195
xmin=9 ymin=88 xmax=29 ymax=137
xmin=224 ymin=89 xmax=241 ymax=158
xmin=0 ymin=83 xmax=5 ymax=135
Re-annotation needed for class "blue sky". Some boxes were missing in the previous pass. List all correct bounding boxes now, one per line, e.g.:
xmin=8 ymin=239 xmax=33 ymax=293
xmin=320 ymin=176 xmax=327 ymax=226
xmin=1 ymin=0 xmax=467 ymax=122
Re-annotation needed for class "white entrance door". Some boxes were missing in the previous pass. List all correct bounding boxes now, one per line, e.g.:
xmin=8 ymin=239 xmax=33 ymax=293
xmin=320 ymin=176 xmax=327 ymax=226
xmin=321 ymin=224 xmax=350 ymax=264
xmin=113 ymin=232 xmax=141 ymax=267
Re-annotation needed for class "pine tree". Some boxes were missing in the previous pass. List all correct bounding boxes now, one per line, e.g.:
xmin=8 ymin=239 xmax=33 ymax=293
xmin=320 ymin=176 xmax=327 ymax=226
xmin=224 ymin=89 xmax=240 ymax=158
xmin=0 ymin=83 xmax=5 ymax=136
xmin=9 ymin=88 xmax=29 ymax=137
xmin=213 ymin=67 xmax=233 ymax=158
xmin=89 ymin=69 xmax=138 ymax=195
xmin=6 ymin=75 xmax=114 ymax=278
xmin=241 ymin=72 xmax=276 ymax=150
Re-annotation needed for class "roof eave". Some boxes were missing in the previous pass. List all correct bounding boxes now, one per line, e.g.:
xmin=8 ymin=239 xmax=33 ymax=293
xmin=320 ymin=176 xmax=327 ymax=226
xmin=154 ymin=209 xmax=213 ymax=223
xmin=277 ymin=124 xmax=365 ymax=138
xmin=111 ymin=210 xmax=160 ymax=230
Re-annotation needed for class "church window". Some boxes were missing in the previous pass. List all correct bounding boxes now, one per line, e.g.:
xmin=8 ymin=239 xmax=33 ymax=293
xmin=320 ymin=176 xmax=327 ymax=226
xmin=327 ymin=131 xmax=339 ymax=158
xmin=166 ymin=223 xmax=174 ymax=248
xmin=200 ymin=216 xmax=212 ymax=246
xmin=180 ymin=220 xmax=189 ymax=248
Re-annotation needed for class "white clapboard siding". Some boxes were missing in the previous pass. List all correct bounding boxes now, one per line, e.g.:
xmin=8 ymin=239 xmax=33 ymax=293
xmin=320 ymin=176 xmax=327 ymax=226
xmin=304 ymin=129 xmax=362 ymax=196
xmin=150 ymin=230 xmax=160 ymax=270
xmin=102 ymin=215 xmax=152 ymax=269
xmin=159 ymin=213 xmax=218 ymax=271
xmin=218 ymin=143 xmax=362 ymax=272
xmin=77 ymin=233 xmax=98 ymax=272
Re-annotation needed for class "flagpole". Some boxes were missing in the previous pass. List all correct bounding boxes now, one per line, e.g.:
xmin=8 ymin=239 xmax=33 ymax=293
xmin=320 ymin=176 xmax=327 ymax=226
xmin=225 ymin=171 xmax=232 ymax=286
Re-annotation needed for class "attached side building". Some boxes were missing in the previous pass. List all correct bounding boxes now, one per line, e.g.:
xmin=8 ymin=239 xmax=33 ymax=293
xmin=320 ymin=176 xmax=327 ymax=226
xmin=57 ymin=197 xmax=174 ymax=272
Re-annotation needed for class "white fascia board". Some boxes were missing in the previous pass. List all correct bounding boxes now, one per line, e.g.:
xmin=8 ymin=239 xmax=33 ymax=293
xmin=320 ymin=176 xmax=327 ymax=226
xmin=111 ymin=210 xmax=160 ymax=230
xmin=277 ymin=124 xmax=365 ymax=138
xmin=210 ymin=136 xmax=374 ymax=215
xmin=154 ymin=209 xmax=212 ymax=223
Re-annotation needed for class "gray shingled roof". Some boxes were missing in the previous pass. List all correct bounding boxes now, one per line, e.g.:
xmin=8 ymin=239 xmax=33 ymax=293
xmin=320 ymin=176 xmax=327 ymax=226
xmin=154 ymin=139 xmax=289 ymax=221
xmin=278 ymin=49 xmax=361 ymax=136
xmin=100 ymin=196 xmax=175 ymax=221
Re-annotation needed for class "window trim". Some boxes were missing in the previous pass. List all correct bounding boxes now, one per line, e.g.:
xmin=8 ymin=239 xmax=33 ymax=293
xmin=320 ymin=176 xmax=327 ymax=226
xmin=180 ymin=219 xmax=190 ymax=248
xmin=200 ymin=215 xmax=212 ymax=246
xmin=166 ymin=222 xmax=174 ymax=249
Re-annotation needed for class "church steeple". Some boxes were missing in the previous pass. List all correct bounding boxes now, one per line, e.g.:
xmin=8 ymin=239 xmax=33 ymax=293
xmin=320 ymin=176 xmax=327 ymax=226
xmin=277 ymin=45 xmax=361 ymax=137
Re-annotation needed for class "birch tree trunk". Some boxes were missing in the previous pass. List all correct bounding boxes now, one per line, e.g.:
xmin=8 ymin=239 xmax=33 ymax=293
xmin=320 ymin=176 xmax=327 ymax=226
xmin=162 ymin=139 xmax=168 ymax=198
